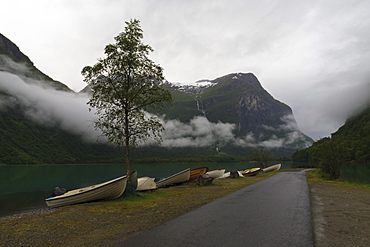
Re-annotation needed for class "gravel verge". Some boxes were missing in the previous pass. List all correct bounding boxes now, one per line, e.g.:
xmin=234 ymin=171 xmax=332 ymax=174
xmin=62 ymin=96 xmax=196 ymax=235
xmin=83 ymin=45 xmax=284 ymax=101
xmin=310 ymin=181 xmax=370 ymax=247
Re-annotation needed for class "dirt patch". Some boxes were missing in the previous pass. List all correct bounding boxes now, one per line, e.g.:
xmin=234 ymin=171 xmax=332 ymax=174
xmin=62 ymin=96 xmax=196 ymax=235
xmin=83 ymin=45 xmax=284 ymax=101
xmin=310 ymin=181 xmax=370 ymax=247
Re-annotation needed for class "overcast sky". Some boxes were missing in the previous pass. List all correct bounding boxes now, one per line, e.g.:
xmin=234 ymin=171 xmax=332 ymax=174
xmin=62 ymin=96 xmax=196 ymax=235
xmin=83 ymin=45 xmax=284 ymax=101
xmin=1 ymin=0 xmax=370 ymax=140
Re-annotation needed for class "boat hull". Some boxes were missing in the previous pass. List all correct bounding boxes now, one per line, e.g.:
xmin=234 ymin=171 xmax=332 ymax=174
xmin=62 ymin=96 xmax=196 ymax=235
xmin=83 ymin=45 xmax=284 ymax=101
xmin=216 ymin=170 xmax=243 ymax=179
xmin=206 ymin=168 xmax=225 ymax=178
xmin=262 ymin=163 xmax=282 ymax=172
xmin=156 ymin=169 xmax=191 ymax=188
xmin=136 ymin=177 xmax=157 ymax=191
xmin=45 ymin=175 xmax=127 ymax=208
xmin=241 ymin=168 xmax=261 ymax=177
xmin=188 ymin=167 xmax=208 ymax=182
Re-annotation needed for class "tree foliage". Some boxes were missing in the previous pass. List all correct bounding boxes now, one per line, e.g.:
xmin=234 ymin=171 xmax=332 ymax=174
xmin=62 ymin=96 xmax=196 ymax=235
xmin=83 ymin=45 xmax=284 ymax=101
xmin=250 ymin=147 xmax=272 ymax=168
xmin=81 ymin=19 xmax=172 ymax=184
xmin=292 ymin=105 xmax=370 ymax=178
xmin=311 ymin=138 xmax=350 ymax=179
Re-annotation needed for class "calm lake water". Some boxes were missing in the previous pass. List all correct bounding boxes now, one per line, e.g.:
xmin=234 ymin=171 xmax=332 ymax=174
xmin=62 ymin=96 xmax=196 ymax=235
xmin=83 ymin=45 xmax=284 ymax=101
xmin=1 ymin=162 xmax=368 ymax=218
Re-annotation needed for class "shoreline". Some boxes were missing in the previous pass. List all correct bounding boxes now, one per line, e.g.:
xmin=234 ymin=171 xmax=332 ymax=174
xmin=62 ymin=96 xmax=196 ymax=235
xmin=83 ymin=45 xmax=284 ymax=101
xmin=0 ymin=208 xmax=56 ymax=222
xmin=1 ymin=171 xmax=369 ymax=246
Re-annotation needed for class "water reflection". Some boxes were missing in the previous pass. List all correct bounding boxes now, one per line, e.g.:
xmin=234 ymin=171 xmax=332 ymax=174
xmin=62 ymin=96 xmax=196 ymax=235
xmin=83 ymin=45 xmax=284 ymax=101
xmin=340 ymin=164 xmax=370 ymax=184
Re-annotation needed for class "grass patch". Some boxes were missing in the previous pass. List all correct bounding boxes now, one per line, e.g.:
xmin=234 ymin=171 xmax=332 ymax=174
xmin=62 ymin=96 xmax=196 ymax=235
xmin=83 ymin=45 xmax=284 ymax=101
xmin=306 ymin=169 xmax=370 ymax=189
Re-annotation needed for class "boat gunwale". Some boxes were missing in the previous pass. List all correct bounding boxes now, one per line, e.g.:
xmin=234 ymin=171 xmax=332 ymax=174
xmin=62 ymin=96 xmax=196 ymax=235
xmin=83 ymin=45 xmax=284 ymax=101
xmin=207 ymin=168 xmax=225 ymax=172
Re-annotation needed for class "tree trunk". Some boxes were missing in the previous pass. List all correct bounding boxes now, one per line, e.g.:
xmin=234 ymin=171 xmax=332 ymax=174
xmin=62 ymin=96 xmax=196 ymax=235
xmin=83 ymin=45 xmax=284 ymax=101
xmin=125 ymin=142 xmax=131 ymax=191
xmin=125 ymin=108 xmax=131 ymax=193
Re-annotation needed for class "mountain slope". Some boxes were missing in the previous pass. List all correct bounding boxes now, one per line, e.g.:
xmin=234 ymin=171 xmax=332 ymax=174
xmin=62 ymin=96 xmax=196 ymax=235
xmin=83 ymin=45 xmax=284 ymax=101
xmin=0 ymin=111 xmax=123 ymax=164
xmin=0 ymin=33 xmax=71 ymax=92
xmin=293 ymin=105 xmax=370 ymax=163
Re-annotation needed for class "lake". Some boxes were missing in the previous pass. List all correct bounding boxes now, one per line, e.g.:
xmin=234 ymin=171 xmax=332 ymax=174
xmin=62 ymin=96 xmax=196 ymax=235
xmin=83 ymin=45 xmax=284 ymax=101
xmin=340 ymin=163 xmax=370 ymax=184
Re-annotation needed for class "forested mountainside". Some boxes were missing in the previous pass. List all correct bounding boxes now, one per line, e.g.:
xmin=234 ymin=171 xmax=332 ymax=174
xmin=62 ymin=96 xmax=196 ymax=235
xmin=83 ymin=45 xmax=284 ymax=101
xmin=293 ymin=105 xmax=370 ymax=163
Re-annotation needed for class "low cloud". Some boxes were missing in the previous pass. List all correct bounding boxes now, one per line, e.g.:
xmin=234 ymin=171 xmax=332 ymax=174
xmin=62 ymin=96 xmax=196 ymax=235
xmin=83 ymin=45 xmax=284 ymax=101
xmin=158 ymin=116 xmax=236 ymax=148
xmin=151 ymin=114 xmax=311 ymax=149
xmin=0 ymin=71 xmax=100 ymax=142
xmin=232 ymin=114 xmax=312 ymax=149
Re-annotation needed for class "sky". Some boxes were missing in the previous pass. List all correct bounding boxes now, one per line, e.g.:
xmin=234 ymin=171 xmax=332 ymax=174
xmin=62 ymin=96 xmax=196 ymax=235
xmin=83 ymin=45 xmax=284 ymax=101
xmin=1 ymin=0 xmax=370 ymax=140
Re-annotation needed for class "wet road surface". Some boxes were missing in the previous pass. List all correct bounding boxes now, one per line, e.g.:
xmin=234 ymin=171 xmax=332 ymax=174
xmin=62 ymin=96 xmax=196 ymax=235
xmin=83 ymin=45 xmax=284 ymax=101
xmin=118 ymin=171 xmax=314 ymax=247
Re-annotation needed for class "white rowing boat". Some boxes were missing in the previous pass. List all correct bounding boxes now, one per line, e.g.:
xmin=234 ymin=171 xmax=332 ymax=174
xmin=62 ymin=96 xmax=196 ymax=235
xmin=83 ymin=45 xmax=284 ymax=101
xmin=206 ymin=168 xmax=225 ymax=178
xmin=262 ymin=163 xmax=282 ymax=172
xmin=216 ymin=170 xmax=243 ymax=179
xmin=45 ymin=175 xmax=127 ymax=208
xmin=156 ymin=168 xmax=190 ymax=188
xmin=136 ymin=177 xmax=157 ymax=191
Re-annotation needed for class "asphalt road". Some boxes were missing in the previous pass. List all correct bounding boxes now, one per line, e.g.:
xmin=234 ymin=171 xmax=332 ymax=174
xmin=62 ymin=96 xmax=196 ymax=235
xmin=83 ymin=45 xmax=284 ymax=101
xmin=118 ymin=171 xmax=314 ymax=247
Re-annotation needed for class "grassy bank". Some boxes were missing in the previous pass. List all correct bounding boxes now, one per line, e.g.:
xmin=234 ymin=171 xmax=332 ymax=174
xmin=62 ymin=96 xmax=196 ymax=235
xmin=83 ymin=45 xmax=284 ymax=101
xmin=306 ymin=169 xmax=370 ymax=189
xmin=0 ymin=172 xmax=277 ymax=247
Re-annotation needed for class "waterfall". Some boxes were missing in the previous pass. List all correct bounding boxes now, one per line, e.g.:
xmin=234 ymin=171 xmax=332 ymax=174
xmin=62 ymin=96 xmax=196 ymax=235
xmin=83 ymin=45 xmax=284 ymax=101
xmin=194 ymin=95 xmax=219 ymax=154
xmin=194 ymin=96 xmax=206 ymax=117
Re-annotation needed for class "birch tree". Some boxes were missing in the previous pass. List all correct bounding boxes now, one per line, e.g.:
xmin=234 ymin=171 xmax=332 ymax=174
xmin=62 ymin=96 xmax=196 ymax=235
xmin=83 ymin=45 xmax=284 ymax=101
xmin=81 ymin=19 xmax=172 ymax=189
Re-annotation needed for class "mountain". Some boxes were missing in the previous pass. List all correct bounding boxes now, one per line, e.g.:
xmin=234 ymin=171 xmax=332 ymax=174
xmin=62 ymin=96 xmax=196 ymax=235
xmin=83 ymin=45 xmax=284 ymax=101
xmin=160 ymin=73 xmax=313 ymax=148
xmin=0 ymin=33 xmax=71 ymax=92
xmin=293 ymin=105 xmax=370 ymax=163
xmin=1 ymin=33 xmax=312 ymax=164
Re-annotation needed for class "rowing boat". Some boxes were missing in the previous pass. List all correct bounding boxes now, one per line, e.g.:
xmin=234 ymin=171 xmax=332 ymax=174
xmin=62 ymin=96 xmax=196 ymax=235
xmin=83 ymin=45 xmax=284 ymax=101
xmin=156 ymin=168 xmax=191 ymax=188
xmin=136 ymin=177 xmax=157 ymax=191
xmin=216 ymin=170 xmax=243 ymax=179
xmin=262 ymin=163 xmax=282 ymax=172
xmin=241 ymin=167 xmax=261 ymax=176
xmin=188 ymin=167 xmax=209 ymax=182
xmin=45 ymin=175 xmax=127 ymax=208
xmin=206 ymin=168 xmax=225 ymax=178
